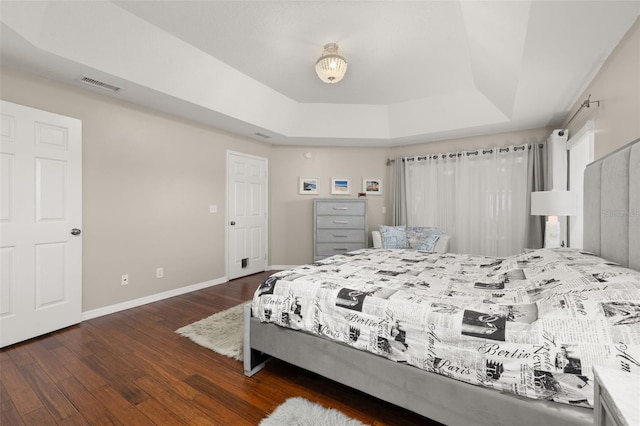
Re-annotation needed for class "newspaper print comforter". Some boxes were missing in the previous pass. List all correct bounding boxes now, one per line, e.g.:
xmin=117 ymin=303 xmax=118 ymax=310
xmin=252 ymin=248 xmax=640 ymax=408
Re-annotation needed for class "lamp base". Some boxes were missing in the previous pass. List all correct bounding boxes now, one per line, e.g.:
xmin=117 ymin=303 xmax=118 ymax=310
xmin=544 ymin=216 xmax=561 ymax=248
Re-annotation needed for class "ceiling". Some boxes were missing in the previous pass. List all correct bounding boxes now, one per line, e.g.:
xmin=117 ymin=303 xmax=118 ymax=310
xmin=1 ymin=1 xmax=639 ymax=147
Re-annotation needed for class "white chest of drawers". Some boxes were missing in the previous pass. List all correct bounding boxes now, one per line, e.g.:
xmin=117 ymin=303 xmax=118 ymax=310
xmin=313 ymin=199 xmax=367 ymax=261
xmin=593 ymin=366 xmax=640 ymax=426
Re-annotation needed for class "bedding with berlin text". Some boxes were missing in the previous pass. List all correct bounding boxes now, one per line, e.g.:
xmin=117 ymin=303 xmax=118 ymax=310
xmin=252 ymin=248 xmax=640 ymax=408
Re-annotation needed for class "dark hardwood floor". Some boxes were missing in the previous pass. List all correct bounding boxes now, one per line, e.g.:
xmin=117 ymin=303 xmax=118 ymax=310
xmin=1 ymin=271 xmax=440 ymax=425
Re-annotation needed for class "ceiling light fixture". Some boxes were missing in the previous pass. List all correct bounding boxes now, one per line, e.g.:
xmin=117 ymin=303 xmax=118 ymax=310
xmin=315 ymin=43 xmax=348 ymax=84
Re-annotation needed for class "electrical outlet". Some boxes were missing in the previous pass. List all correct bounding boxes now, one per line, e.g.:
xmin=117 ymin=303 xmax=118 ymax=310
xmin=121 ymin=274 xmax=129 ymax=286
xmin=156 ymin=267 xmax=164 ymax=278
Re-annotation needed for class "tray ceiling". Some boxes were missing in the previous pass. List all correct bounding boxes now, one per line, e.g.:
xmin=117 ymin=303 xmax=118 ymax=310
xmin=1 ymin=1 xmax=639 ymax=146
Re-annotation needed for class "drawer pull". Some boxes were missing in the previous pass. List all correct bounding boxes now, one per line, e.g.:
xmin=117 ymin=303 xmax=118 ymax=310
xmin=333 ymin=220 xmax=348 ymax=224
xmin=333 ymin=235 xmax=348 ymax=238
xmin=333 ymin=248 xmax=348 ymax=251
xmin=333 ymin=207 xmax=349 ymax=210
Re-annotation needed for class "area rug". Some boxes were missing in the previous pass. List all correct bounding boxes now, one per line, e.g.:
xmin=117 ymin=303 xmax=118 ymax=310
xmin=260 ymin=397 xmax=367 ymax=426
xmin=175 ymin=302 xmax=249 ymax=361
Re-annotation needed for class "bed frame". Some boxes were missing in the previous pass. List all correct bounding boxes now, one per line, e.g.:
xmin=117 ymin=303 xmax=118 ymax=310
xmin=244 ymin=138 xmax=639 ymax=426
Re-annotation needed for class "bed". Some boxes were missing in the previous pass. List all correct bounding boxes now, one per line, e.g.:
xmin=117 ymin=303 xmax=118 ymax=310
xmin=244 ymin=138 xmax=640 ymax=426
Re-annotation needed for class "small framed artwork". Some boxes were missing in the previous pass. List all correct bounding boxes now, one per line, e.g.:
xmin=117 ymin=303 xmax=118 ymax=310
xmin=331 ymin=178 xmax=351 ymax=195
xmin=299 ymin=177 xmax=319 ymax=195
xmin=363 ymin=177 xmax=383 ymax=195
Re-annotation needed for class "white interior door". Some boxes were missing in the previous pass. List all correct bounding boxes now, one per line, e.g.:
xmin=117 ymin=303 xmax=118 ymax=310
xmin=226 ymin=151 xmax=267 ymax=280
xmin=1 ymin=100 xmax=82 ymax=347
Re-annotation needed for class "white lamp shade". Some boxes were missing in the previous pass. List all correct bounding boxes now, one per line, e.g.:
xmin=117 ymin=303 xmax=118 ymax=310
xmin=531 ymin=191 xmax=578 ymax=216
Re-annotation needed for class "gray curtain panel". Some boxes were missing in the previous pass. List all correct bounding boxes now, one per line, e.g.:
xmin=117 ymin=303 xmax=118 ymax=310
xmin=525 ymin=142 xmax=548 ymax=249
xmin=392 ymin=157 xmax=407 ymax=226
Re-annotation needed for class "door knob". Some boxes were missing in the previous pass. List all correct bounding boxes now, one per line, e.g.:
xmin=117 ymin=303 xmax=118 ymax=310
xmin=230 ymin=221 xmax=236 ymax=226
xmin=70 ymin=228 xmax=82 ymax=236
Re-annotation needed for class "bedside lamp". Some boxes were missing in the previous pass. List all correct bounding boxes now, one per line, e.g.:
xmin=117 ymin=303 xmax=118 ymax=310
xmin=531 ymin=191 xmax=578 ymax=248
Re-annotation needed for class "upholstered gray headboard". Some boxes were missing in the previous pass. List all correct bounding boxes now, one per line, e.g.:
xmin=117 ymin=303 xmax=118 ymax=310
xmin=584 ymin=138 xmax=639 ymax=270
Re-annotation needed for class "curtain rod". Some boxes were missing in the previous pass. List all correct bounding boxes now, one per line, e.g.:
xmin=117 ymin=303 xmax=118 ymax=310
xmin=558 ymin=94 xmax=600 ymax=137
xmin=386 ymin=143 xmax=544 ymax=165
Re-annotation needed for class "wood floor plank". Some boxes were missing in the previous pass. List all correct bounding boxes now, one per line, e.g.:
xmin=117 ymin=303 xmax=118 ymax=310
xmin=0 ymin=271 xmax=438 ymax=425
xmin=89 ymin=314 xmax=203 ymax=382
xmin=37 ymin=335 xmax=63 ymax=351
xmin=6 ymin=344 xmax=35 ymax=367
xmin=56 ymin=376 xmax=110 ymax=423
xmin=1 ymin=399 xmax=25 ymax=426
xmin=0 ymin=355 xmax=48 ymax=415
xmin=88 ymin=416 xmax=121 ymax=426
xmin=132 ymin=375 xmax=219 ymax=426
xmin=0 ymin=380 xmax=11 ymax=405
xmin=25 ymin=341 xmax=73 ymax=384
xmin=50 ymin=324 xmax=96 ymax=357
xmin=16 ymin=362 xmax=78 ymax=421
xmin=184 ymin=374 xmax=265 ymax=425
xmin=22 ymin=407 xmax=58 ymax=425
xmin=89 ymin=385 xmax=153 ymax=425
xmin=190 ymin=393 xmax=255 ymax=426
xmin=55 ymin=413 xmax=95 ymax=426
xmin=124 ymin=350 xmax=200 ymax=400
xmin=79 ymin=354 xmax=148 ymax=406
xmin=134 ymin=398 xmax=188 ymax=426
xmin=50 ymin=346 xmax=108 ymax=392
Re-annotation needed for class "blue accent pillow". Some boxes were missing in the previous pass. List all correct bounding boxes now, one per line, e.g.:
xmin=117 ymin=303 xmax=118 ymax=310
xmin=406 ymin=227 xmax=443 ymax=251
xmin=379 ymin=225 xmax=410 ymax=249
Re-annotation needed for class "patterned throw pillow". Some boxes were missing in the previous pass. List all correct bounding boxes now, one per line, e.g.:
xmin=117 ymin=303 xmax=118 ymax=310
xmin=379 ymin=225 xmax=410 ymax=249
xmin=406 ymin=227 xmax=443 ymax=251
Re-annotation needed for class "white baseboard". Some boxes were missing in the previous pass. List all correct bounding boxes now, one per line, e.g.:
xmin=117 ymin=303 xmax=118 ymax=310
xmin=82 ymin=276 xmax=228 ymax=321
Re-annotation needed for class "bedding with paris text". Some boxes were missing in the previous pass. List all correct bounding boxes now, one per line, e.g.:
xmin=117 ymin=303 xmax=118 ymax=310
xmin=251 ymin=248 xmax=640 ymax=408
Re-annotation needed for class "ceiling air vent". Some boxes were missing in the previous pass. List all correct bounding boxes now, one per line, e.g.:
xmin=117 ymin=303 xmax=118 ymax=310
xmin=79 ymin=76 xmax=121 ymax=92
xmin=254 ymin=132 xmax=271 ymax=139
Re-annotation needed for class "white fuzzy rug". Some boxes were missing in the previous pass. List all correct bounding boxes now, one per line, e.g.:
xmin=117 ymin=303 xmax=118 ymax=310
xmin=175 ymin=302 xmax=247 ymax=361
xmin=260 ymin=397 xmax=367 ymax=426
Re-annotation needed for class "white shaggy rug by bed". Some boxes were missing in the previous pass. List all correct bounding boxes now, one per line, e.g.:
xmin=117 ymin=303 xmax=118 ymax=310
xmin=260 ymin=397 xmax=367 ymax=426
xmin=175 ymin=302 xmax=247 ymax=361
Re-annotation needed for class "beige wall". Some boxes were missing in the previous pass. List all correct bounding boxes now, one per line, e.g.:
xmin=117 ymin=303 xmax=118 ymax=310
xmin=269 ymin=146 xmax=389 ymax=266
xmin=268 ymin=128 xmax=551 ymax=266
xmin=564 ymin=17 xmax=640 ymax=159
xmin=1 ymin=68 xmax=271 ymax=311
xmin=2 ymin=14 xmax=637 ymax=312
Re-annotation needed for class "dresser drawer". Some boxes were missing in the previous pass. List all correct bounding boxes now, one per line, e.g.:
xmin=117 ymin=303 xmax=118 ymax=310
xmin=316 ymin=243 xmax=365 ymax=256
xmin=316 ymin=229 xmax=365 ymax=243
xmin=316 ymin=216 xmax=365 ymax=229
xmin=315 ymin=201 xmax=366 ymax=216
xmin=313 ymin=198 xmax=367 ymax=261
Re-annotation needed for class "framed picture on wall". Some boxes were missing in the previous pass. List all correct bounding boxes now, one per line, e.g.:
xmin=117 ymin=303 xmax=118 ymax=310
xmin=299 ymin=177 xmax=319 ymax=194
xmin=363 ymin=177 xmax=383 ymax=195
xmin=331 ymin=178 xmax=351 ymax=195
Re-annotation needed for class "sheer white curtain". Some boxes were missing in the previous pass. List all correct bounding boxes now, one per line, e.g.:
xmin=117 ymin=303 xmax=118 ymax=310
xmin=405 ymin=146 xmax=530 ymax=256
